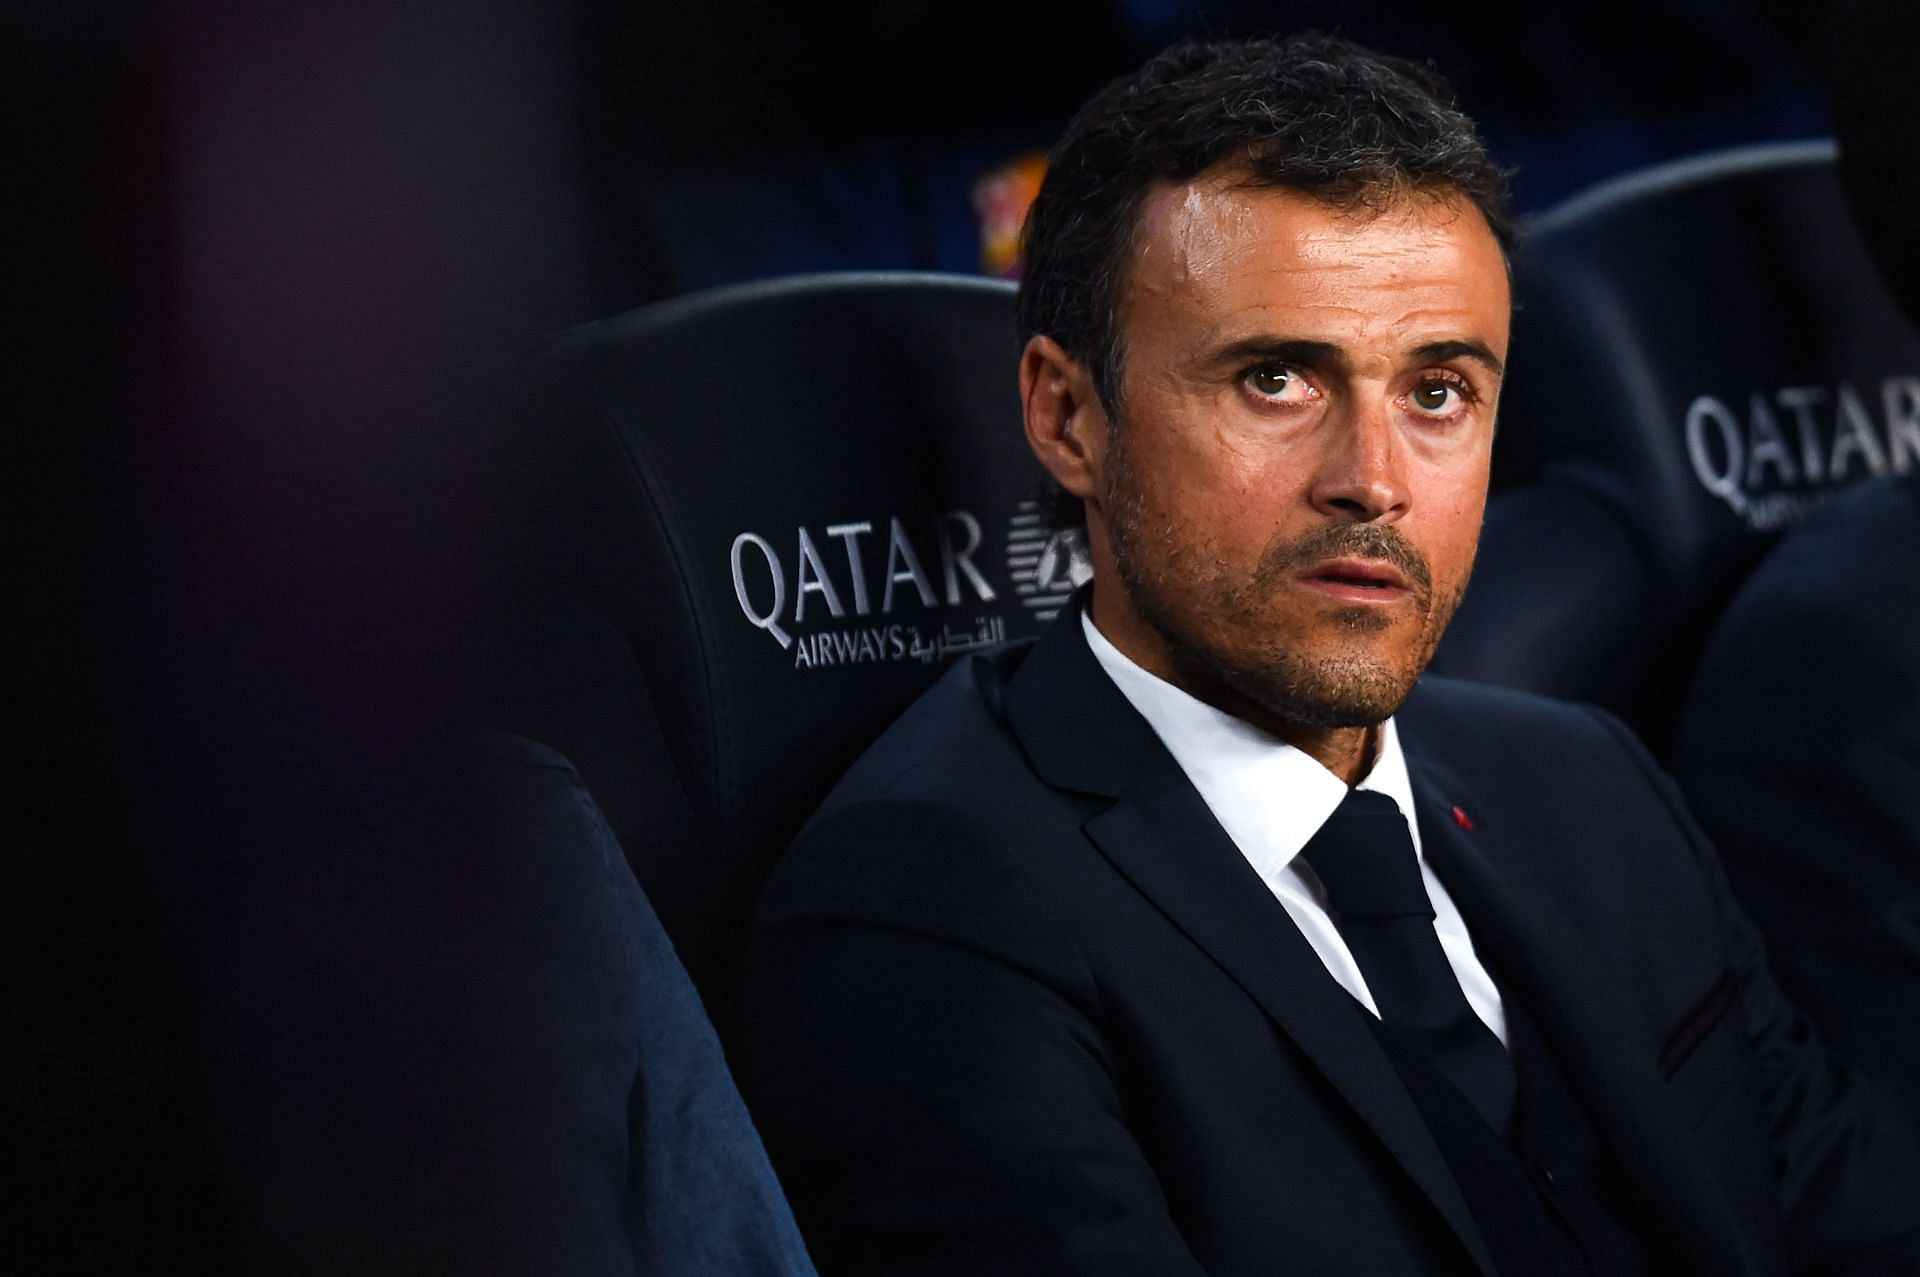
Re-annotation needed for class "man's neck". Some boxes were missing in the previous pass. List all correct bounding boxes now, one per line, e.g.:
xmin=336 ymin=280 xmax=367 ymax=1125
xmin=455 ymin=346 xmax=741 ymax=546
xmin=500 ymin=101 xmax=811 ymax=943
xmin=1084 ymin=594 xmax=1381 ymax=786
xmin=1195 ymin=681 xmax=1379 ymax=787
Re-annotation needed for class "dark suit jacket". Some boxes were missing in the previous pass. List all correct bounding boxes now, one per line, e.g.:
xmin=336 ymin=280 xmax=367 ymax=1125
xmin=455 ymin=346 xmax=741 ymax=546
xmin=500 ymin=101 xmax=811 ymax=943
xmin=204 ymin=734 xmax=816 ymax=1275
xmin=744 ymin=615 xmax=1920 ymax=1276
xmin=1675 ymin=473 xmax=1920 ymax=1135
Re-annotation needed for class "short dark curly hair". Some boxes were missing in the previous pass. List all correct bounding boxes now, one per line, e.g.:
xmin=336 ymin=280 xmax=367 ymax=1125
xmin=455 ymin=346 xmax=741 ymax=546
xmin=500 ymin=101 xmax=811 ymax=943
xmin=1018 ymin=33 xmax=1514 ymax=416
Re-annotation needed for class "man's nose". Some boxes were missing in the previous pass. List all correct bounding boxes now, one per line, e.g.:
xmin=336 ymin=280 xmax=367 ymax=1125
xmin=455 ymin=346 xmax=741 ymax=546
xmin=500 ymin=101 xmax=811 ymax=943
xmin=1308 ymin=397 xmax=1410 ymax=522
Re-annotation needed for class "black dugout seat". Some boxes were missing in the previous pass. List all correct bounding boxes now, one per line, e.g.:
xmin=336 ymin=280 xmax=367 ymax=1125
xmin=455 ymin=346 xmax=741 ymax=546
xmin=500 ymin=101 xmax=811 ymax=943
xmin=1433 ymin=142 xmax=1920 ymax=751
xmin=494 ymin=273 xmax=1072 ymax=1037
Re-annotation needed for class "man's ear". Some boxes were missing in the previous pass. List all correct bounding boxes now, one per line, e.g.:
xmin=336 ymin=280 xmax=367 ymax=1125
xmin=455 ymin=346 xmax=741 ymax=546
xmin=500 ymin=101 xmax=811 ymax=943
xmin=1019 ymin=334 xmax=1110 ymax=501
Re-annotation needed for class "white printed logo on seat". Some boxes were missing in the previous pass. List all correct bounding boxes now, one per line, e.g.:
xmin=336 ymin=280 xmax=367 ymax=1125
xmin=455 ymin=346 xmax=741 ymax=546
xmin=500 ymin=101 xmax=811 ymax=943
xmin=1685 ymin=376 xmax=1919 ymax=530
xmin=1005 ymin=497 xmax=1092 ymax=624
xmin=728 ymin=512 xmax=1006 ymax=670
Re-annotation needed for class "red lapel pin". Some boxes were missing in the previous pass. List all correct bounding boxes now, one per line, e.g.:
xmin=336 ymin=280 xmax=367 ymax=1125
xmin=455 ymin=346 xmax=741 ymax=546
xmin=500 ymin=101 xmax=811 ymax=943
xmin=1451 ymin=805 xmax=1475 ymax=831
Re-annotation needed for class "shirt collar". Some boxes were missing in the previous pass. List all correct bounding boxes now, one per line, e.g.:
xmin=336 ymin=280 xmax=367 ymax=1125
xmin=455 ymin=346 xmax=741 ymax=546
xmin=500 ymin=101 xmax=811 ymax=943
xmin=1080 ymin=608 xmax=1424 ymax=885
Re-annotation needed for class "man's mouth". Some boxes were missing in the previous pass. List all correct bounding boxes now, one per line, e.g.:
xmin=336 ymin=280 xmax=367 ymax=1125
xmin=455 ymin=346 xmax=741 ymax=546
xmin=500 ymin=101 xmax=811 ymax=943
xmin=1298 ymin=556 xmax=1412 ymax=603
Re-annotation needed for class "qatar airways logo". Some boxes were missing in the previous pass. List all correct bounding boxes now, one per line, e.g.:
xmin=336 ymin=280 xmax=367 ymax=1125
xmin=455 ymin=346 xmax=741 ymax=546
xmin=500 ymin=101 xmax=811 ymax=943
xmin=1684 ymin=376 xmax=1919 ymax=530
xmin=729 ymin=511 xmax=1006 ymax=670
xmin=1005 ymin=496 xmax=1092 ymax=624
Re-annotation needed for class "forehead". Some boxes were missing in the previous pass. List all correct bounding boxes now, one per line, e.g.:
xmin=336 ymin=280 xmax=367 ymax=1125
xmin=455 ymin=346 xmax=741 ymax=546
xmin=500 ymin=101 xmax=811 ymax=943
xmin=1119 ymin=172 xmax=1511 ymax=355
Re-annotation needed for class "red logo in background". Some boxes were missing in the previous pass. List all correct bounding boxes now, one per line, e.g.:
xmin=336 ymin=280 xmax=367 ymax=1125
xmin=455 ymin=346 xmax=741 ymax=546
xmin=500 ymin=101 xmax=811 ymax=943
xmin=972 ymin=153 xmax=1047 ymax=279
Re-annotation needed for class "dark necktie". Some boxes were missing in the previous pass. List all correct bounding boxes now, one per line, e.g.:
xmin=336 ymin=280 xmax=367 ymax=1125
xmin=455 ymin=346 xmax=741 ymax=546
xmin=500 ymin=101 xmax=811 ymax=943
xmin=1302 ymin=789 xmax=1517 ymax=1133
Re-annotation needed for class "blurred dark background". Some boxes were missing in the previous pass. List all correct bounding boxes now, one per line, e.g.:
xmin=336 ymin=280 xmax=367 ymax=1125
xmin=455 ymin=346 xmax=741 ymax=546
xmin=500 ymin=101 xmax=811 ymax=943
xmin=585 ymin=0 xmax=1831 ymax=303
xmin=16 ymin=0 xmax=1897 ymax=1266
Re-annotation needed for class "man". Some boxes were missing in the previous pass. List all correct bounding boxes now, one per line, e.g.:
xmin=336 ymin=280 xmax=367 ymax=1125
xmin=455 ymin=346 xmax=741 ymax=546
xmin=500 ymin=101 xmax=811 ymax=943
xmin=203 ymin=733 xmax=818 ymax=1274
xmin=744 ymin=35 xmax=1920 ymax=1276
xmin=1674 ymin=474 xmax=1920 ymax=1135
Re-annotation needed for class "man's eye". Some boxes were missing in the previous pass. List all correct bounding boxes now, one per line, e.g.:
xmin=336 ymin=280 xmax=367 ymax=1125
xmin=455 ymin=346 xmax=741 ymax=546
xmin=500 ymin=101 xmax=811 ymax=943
xmin=1247 ymin=366 xmax=1310 ymax=401
xmin=1409 ymin=375 xmax=1473 ymax=415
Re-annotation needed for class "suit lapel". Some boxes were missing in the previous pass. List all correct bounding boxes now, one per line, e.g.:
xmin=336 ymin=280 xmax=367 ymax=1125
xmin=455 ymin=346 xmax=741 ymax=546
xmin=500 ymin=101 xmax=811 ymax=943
xmin=1007 ymin=614 xmax=1497 ymax=1277
xmin=1405 ymin=752 xmax=1764 ymax=1277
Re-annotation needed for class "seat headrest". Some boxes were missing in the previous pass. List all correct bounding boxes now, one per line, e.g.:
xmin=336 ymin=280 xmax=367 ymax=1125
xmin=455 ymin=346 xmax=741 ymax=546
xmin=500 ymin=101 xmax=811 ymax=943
xmin=1500 ymin=141 xmax=1918 ymax=561
xmin=506 ymin=273 xmax=1074 ymax=1015
xmin=1439 ymin=143 xmax=1920 ymax=740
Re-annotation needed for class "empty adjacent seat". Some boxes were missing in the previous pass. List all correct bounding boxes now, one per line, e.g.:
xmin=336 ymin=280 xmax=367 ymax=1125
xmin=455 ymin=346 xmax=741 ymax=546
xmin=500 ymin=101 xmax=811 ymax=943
xmin=1434 ymin=142 xmax=1920 ymax=750
xmin=494 ymin=273 xmax=1073 ymax=1035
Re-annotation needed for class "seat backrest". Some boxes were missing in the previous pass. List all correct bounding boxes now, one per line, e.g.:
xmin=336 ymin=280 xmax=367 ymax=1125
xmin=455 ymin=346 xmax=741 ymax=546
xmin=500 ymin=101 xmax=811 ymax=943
xmin=496 ymin=273 xmax=1074 ymax=1035
xmin=1434 ymin=142 xmax=1920 ymax=749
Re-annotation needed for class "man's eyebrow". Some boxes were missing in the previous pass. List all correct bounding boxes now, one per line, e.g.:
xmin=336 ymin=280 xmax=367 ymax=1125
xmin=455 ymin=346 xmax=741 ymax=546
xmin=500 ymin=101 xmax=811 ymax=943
xmin=1412 ymin=339 xmax=1504 ymax=379
xmin=1208 ymin=338 xmax=1348 ymax=370
xmin=1206 ymin=337 xmax=1504 ymax=381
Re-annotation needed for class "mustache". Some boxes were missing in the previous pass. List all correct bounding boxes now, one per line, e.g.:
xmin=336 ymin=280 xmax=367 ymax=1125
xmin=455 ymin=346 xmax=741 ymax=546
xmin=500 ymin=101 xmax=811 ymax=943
xmin=1254 ymin=522 xmax=1434 ymax=600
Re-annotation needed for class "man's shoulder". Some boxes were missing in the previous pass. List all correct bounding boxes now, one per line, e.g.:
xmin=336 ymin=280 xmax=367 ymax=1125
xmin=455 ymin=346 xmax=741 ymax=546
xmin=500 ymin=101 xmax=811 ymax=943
xmin=1400 ymin=673 xmax=1628 ymax=763
xmin=1718 ymin=473 xmax=1920 ymax=635
xmin=814 ymin=638 xmax=1046 ymax=818
xmin=758 ymin=637 xmax=1099 ymax=947
xmin=1396 ymin=674 xmax=1687 ymax=830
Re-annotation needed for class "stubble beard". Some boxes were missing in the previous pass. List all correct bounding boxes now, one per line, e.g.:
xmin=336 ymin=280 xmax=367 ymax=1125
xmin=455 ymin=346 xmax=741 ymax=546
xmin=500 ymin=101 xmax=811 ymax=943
xmin=1102 ymin=425 xmax=1470 ymax=731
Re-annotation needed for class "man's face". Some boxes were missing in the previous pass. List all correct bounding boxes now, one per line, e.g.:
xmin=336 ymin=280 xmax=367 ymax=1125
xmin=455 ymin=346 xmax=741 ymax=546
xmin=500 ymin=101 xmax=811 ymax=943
xmin=1086 ymin=174 xmax=1510 ymax=729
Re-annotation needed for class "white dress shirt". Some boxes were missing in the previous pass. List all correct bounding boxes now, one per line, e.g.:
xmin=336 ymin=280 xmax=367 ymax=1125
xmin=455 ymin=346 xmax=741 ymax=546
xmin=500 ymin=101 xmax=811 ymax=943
xmin=1082 ymin=610 xmax=1509 ymax=1046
